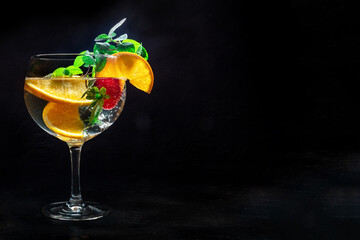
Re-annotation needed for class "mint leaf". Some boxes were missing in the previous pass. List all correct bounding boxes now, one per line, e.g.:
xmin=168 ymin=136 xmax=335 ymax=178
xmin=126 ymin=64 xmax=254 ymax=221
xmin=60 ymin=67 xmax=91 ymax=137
xmin=140 ymin=46 xmax=148 ymax=60
xmin=136 ymin=45 xmax=148 ymax=60
xmin=108 ymin=32 xmax=116 ymax=38
xmin=95 ymin=34 xmax=109 ymax=41
xmin=108 ymin=44 xmax=117 ymax=54
xmin=123 ymin=39 xmax=148 ymax=60
xmin=66 ymin=65 xmax=83 ymax=75
xmin=117 ymin=42 xmax=135 ymax=52
xmin=52 ymin=67 xmax=66 ymax=77
xmin=51 ymin=65 xmax=83 ymax=77
xmin=74 ymin=55 xmax=84 ymax=67
xmin=95 ymin=54 xmax=107 ymax=72
xmin=95 ymin=33 xmax=116 ymax=41
xmin=123 ymin=39 xmax=141 ymax=49
xmin=108 ymin=18 xmax=126 ymax=36
xmin=80 ymin=50 xmax=91 ymax=55
xmin=82 ymin=55 xmax=95 ymax=67
xmin=136 ymin=44 xmax=143 ymax=55
xmin=94 ymin=42 xmax=117 ymax=55
xmin=94 ymin=42 xmax=111 ymax=54
xmin=113 ymin=33 xmax=128 ymax=42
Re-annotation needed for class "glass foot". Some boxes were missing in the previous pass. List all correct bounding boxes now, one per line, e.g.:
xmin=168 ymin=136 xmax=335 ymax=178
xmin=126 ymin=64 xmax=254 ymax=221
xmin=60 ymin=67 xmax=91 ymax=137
xmin=42 ymin=201 xmax=110 ymax=221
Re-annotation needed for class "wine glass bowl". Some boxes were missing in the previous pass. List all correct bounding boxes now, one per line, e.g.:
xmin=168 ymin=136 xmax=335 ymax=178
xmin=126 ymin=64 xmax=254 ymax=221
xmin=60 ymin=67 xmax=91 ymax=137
xmin=24 ymin=53 xmax=126 ymax=221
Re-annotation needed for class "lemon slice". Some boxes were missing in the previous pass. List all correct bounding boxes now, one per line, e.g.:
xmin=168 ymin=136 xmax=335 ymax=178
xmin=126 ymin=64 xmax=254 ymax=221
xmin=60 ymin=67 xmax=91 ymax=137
xmin=96 ymin=52 xmax=154 ymax=94
xmin=42 ymin=102 xmax=85 ymax=139
xmin=24 ymin=77 xmax=92 ymax=105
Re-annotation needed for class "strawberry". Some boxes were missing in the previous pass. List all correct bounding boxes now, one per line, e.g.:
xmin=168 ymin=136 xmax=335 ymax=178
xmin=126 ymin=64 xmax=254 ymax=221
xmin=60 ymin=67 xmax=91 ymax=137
xmin=94 ymin=78 xmax=123 ymax=110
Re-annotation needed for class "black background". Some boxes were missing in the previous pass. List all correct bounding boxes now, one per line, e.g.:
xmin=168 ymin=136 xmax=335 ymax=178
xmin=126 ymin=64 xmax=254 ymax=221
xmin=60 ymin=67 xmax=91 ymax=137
xmin=2 ymin=0 xmax=360 ymax=239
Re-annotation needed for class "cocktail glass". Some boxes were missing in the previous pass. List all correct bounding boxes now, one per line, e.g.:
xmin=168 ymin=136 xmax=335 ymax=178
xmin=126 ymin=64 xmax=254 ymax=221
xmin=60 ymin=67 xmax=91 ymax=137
xmin=24 ymin=53 xmax=126 ymax=221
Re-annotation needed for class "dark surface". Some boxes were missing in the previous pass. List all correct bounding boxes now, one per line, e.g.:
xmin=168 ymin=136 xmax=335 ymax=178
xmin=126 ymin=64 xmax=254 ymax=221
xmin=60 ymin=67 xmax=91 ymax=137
xmin=2 ymin=0 xmax=360 ymax=239
xmin=4 ymin=151 xmax=360 ymax=239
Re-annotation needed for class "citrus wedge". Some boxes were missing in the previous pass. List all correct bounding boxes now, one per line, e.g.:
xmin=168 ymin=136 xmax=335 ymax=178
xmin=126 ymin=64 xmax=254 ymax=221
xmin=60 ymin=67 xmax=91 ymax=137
xmin=24 ymin=78 xmax=92 ymax=105
xmin=42 ymin=102 xmax=85 ymax=139
xmin=96 ymin=52 xmax=154 ymax=94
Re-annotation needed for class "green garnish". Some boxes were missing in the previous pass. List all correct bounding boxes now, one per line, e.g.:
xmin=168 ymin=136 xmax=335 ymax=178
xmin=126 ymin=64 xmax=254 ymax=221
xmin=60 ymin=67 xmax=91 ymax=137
xmin=51 ymin=18 xmax=148 ymax=78
xmin=50 ymin=18 xmax=148 ymax=125
xmin=83 ymin=86 xmax=110 ymax=125
xmin=51 ymin=65 xmax=84 ymax=77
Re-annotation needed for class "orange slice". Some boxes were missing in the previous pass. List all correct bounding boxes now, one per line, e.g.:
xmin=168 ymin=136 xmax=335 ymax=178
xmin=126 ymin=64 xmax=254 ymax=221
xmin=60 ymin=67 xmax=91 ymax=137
xmin=42 ymin=102 xmax=85 ymax=139
xmin=96 ymin=52 xmax=154 ymax=93
xmin=24 ymin=77 xmax=92 ymax=105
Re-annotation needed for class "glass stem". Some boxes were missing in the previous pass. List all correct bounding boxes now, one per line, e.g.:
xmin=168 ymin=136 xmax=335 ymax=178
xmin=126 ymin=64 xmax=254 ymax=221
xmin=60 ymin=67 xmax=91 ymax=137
xmin=67 ymin=143 xmax=84 ymax=209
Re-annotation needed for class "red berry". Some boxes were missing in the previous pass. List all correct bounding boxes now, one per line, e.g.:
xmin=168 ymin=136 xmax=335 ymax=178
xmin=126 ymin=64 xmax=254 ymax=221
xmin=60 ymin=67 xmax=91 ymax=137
xmin=95 ymin=78 xmax=123 ymax=110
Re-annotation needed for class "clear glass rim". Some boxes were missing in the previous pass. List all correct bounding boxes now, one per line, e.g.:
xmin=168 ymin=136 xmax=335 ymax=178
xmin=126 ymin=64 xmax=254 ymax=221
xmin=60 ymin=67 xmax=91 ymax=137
xmin=31 ymin=53 xmax=115 ymax=60
xmin=31 ymin=53 xmax=81 ymax=60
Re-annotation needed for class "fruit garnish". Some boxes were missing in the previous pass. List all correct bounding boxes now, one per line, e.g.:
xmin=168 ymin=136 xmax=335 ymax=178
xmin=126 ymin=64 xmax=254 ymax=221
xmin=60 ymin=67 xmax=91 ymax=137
xmin=96 ymin=52 xmax=153 ymax=93
xmin=42 ymin=102 xmax=85 ymax=139
xmin=42 ymin=18 xmax=153 ymax=127
xmin=49 ymin=18 xmax=153 ymax=94
xmin=24 ymin=78 xmax=92 ymax=105
xmin=94 ymin=78 xmax=124 ymax=110
xmin=78 ymin=19 xmax=153 ymax=124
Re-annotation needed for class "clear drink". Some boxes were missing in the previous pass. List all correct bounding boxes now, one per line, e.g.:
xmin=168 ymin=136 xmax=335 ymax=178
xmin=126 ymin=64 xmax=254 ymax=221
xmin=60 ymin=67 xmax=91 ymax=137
xmin=24 ymin=77 xmax=126 ymax=145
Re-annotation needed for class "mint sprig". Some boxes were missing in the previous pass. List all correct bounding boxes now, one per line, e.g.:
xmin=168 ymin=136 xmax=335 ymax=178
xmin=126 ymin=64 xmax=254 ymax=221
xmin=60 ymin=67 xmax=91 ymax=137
xmin=92 ymin=18 xmax=148 ymax=60
xmin=48 ymin=18 xmax=149 ymax=125
xmin=51 ymin=18 xmax=149 ymax=78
